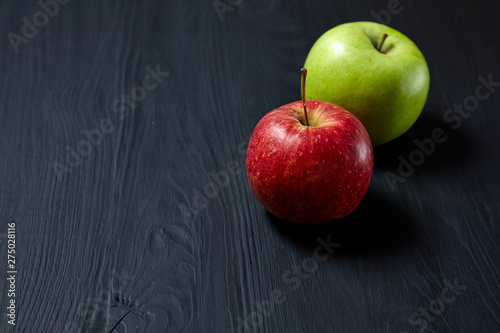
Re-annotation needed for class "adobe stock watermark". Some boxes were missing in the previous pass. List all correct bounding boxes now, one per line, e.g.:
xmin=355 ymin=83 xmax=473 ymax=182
xmin=385 ymin=74 xmax=500 ymax=191
xmin=177 ymin=138 xmax=249 ymax=223
xmin=213 ymin=0 xmax=242 ymax=22
xmin=63 ymin=267 xmax=135 ymax=333
xmin=7 ymin=0 xmax=72 ymax=54
xmin=370 ymin=0 xmax=407 ymax=25
xmin=51 ymin=64 xmax=169 ymax=183
xmin=400 ymin=277 xmax=467 ymax=333
xmin=6 ymin=221 xmax=17 ymax=326
xmin=234 ymin=235 xmax=340 ymax=333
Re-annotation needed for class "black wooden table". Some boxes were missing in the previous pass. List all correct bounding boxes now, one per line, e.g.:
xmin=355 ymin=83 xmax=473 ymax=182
xmin=1 ymin=0 xmax=499 ymax=332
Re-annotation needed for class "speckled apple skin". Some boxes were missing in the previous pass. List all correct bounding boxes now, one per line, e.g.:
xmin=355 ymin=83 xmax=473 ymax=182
xmin=246 ymin=100 xmax=373 ymax=224
xmin=304 ymin=22 xmax=430 ymax=145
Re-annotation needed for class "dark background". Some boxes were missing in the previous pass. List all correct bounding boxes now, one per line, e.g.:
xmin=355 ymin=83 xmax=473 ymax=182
xmin=1 ymin=0 xmax=499 ymax=332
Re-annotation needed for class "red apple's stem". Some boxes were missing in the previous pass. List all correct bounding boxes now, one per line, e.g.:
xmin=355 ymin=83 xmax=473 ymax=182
xmin=301 ymin=68 xmax=309 ymax=127
xmin=377 ymin=33 xmax=388 ymax=52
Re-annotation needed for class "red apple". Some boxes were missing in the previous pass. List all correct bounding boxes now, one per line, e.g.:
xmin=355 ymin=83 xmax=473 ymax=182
xmin=246 ymin=69 xmax=373 ymax=224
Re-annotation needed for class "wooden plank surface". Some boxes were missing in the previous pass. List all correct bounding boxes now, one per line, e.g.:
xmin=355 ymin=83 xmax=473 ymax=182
xmin=0 ymin=0 xmax=499 ymax=332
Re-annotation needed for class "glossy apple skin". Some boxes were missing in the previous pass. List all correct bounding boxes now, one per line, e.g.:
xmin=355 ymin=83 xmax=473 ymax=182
xmin=246 ymin=100 xmax=373 ymax=224
xmin=304 ymin=21 xmax=430 ymax=145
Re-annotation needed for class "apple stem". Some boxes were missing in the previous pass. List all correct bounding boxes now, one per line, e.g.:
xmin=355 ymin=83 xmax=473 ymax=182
xmin=377 ymin=33 xmax=388 ymax=52
xmin=301 ymin=68 xmax=309 ymax=127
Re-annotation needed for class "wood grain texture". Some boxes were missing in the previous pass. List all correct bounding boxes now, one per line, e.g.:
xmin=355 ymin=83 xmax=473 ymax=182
xmin=0 ymin=0 xmax=499 ymax=332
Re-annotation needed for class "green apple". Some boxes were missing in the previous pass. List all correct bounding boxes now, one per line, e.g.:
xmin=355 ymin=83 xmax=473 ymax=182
xmin=304 ymin=21 xmax=430 ymax=145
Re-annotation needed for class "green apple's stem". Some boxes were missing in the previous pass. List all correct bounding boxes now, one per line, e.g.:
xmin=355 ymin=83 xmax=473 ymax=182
xmin=301 ymin=68 xmax=309 ymax=126
xmin=377 ymin=33 xmax=388 ymax=52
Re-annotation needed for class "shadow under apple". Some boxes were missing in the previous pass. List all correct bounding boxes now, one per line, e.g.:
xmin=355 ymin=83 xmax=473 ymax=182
xmin=373 ymin=111 xmax=479 ymax=174
xmin=268 ymin=191 xmax=417 ymax=259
